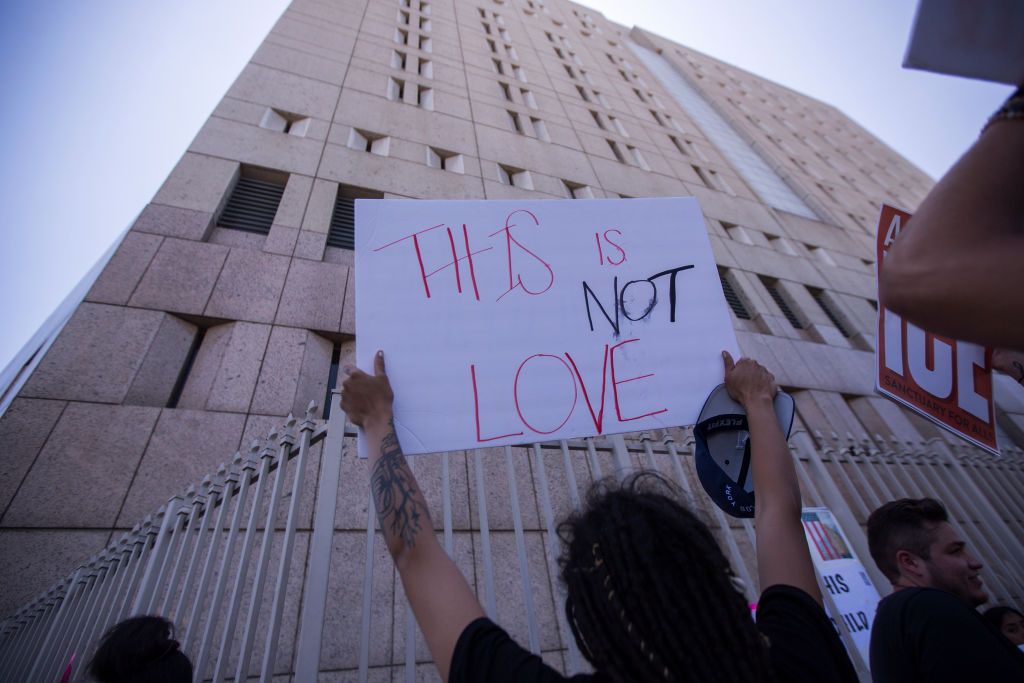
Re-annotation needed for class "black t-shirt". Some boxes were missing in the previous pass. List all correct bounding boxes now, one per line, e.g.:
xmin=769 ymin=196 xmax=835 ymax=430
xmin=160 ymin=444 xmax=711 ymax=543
xmin=869 ymin=587 xmax=1024 ymax=682
xmin=449 ymin=584 xmax=858 ymax=682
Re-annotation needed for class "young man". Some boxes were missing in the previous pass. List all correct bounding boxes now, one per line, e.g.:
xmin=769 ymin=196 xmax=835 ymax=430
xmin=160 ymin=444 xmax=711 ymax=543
xmin=866 ymin=498 xmax=1024 ymax=681
xmin=341 ymin=350 xmax=857 ymax=681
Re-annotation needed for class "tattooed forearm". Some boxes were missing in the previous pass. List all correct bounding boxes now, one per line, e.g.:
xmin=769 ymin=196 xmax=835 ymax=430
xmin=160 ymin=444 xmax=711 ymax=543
xmin=371 ymin=423 xmax=429 ymax=551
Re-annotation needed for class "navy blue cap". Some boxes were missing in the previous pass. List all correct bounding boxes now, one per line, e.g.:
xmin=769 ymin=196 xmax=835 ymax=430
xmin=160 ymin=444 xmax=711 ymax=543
xmin=693 ymin=384 xmax=795 ymax=518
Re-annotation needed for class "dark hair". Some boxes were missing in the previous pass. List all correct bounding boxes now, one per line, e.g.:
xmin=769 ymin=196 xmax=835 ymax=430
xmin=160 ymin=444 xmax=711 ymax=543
xmin=89 ymin=616 xmax=192 ymax=683
xmin=558 ymin=472 xmax=774 ymax=682
xmin=866 ymin=498 xmax=948 ymax=582
xmin=983 ymin=605 xmax=1024 ymax=632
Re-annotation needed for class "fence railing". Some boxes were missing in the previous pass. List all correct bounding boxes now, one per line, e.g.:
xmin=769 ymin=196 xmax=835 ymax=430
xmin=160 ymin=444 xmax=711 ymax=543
xmin=1 ymin=389 xmax=1022 ymax=682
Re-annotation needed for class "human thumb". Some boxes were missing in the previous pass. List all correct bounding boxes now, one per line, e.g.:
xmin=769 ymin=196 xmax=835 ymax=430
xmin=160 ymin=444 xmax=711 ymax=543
xmin=722 ymin=350 xmax=735 ymax=373
xmin=374 ymin=350 xmax=387 ymax=377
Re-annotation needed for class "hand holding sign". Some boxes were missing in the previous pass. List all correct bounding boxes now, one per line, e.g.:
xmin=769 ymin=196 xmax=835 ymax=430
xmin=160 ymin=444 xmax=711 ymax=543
xmin=340 ymin=351 xmax=393 ymax=433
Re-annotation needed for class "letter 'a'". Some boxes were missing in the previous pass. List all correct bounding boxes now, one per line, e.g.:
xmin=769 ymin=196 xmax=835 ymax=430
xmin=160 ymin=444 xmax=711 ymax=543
xmin=882 ymin=214 xmax=901 ymax=249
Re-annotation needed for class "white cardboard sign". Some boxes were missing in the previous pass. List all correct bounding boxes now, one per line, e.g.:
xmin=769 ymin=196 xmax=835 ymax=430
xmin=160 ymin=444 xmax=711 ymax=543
xmin=801 ymin=507 xmax=881 ymax=670
xmin=355 ymin=198 xmax=739 ymax=456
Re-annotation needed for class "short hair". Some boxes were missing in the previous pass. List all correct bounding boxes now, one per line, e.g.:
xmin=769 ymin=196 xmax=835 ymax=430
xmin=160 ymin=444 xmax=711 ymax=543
xmin=89 ymin=616 xmax=192 ymax=683
xmin=867 ymin=498 xmax=948 ymax=582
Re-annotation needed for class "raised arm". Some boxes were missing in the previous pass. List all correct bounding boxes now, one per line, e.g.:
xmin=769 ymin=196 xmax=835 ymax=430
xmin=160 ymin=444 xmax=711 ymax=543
xmin=722 ymin=352 xmax=821 ymax=604
xmin=878 ymin=112 xmax=1024 ymax=349
xmin=341 ymin=351 xmax=485 ymax=681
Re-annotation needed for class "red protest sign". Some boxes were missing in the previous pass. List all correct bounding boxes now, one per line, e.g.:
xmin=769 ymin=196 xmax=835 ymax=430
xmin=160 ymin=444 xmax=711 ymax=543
xmin=875 ymin=204 xmax=999 ymax=454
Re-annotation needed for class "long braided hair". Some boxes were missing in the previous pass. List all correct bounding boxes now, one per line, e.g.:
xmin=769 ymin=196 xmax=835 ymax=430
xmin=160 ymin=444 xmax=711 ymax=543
xmin=558 ymin=472 xmax=775 ymax=682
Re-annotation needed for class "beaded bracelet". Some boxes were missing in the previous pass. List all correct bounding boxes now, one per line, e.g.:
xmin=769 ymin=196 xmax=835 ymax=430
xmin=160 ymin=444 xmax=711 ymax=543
xmin=982 ymin=85 xmax=1024 ymax=134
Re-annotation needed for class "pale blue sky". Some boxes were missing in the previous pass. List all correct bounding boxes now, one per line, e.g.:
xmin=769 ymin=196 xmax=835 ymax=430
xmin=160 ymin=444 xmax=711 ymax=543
xmin=0 ymin=1 xmax=1011 ymax=375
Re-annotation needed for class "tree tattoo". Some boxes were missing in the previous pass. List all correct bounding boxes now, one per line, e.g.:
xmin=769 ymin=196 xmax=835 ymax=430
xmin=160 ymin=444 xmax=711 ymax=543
xmin=371 ymin=424 xmax=426 ymax=549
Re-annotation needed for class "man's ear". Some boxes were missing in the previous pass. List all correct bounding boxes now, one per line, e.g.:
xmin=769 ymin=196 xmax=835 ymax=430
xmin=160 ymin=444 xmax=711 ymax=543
xmin=895 ymin=549 xmax=927 ymax=583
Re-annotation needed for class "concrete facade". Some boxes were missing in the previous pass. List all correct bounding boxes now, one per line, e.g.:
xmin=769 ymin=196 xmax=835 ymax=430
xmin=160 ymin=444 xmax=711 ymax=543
xmin=2 ymin=0 xmax=1023 ymax=677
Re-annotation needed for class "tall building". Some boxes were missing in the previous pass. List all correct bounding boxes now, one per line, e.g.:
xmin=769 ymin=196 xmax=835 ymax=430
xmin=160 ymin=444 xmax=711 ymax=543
xmin=1 ymin=0 xmax=1022 ymax=679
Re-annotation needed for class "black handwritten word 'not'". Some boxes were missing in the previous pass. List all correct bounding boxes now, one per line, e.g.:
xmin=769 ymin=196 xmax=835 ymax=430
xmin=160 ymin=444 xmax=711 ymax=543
xmin=582 ymin=265 xmax=695 ymax=334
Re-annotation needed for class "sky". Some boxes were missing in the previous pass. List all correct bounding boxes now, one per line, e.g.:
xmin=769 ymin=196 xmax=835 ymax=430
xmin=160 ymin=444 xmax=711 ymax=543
xmin=0 ymin=0 xmax=1012 ymax=376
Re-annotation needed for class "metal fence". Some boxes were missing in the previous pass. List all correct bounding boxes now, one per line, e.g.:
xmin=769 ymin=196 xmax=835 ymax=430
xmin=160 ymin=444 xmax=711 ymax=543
xmin=1 ymin=389 xmax=1022 ymax=682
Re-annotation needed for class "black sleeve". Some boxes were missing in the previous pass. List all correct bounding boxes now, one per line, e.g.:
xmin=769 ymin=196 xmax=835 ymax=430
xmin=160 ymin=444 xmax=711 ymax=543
xmin=449 ymin=617 xmax=594 ymax=683
xmin=755 ymin=585 xmax=859 ymax=683
xmin=900 ymin=590 xmax=1024 ymax=682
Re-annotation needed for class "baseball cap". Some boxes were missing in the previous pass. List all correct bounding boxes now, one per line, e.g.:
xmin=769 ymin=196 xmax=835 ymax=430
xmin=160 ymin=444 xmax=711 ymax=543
xmin=693 ymin=384 xmax=795 ymax=518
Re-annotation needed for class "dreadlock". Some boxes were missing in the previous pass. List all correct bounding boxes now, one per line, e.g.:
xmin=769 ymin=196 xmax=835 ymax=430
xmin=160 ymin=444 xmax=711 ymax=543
xmin=558 ymin=471 xmax=775 ymax=683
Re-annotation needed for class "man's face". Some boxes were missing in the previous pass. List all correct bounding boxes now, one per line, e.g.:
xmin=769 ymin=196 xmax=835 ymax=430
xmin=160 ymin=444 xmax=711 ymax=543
xmin=920 ymin=522 xmax=987 ymax=606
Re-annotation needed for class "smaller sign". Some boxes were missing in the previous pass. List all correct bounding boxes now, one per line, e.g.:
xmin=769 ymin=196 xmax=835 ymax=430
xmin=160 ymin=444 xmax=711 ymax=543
xmin=801 ymin=507 xmax=880 ymax=669
xmin=874 ymin=204 xmax=999 ymax=455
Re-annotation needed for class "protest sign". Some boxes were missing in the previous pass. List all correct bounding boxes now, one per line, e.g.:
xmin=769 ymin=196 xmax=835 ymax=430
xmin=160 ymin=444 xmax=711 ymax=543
xmin=874 ymin=204 xmax=999 ymax=455
xmin=355 ymin=198 xmax=739 ymax=456
xmin=801 ymin=507 xmax=880 ymax=669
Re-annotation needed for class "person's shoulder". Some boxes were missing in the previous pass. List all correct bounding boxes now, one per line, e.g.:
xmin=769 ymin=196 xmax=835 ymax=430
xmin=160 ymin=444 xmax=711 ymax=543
xmin=898 ymin=587 xmax=973 ymax=615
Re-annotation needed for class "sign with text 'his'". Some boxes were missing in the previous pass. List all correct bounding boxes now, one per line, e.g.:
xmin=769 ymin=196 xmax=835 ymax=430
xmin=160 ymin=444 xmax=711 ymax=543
xmin=874 ymin=204 xmax=999 ymax=455
xmin=355 ymin=198 xmax=739 ymax=455
xmin=801 ymin=508 xmax=880 ymax=669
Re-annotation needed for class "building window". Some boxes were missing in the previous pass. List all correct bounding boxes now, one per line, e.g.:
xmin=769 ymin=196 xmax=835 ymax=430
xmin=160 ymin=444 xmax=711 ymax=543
xmin=328 ymin=185 xmax=385 ymax=250
xmin=391 ymin=50 xmax=407 ymax=70
xmin=259 ymin=108 xmax=311 ymax=137
xmin=576 ymin=85 xmax=590 ymax=102
xmin=628 ymin=145 xmax=649 ymax=170
xmin=347 ymin=128 xmax=391 ymax=156
xmin=692 ymin=165 xmax=714 ymax=189
xmin=218 ymin=169 xmax=287 ymax=236
xmin=395 ymin=28 xmax=409 ymax=45
xmin=590 ymin=110 xmax=606 ymax=129
xmin=418 ymin=59 xmax=433 ymax=77
xmin=608 ymin=139 xmax=626 ymax=163
xmin=419 ymin=35 xmax=433 ymax=52
xmin=760 ymin=276 xmax=804 ymax=329
xmin=167 ymin=327 xmax=207 ymax=409
xmin=669 ymin=135 xmax=688 ymax=155
xmin=531 ymin=117 xmax=550 ymax=141
xmin=417 ymin=85 xmax=434 ymax=110
xmin=323 ymin=341 xmax=341 ymax=419
xmin=497 ymin=163 xmax=532 ymax=189
xmin=719 ymin=269 xmax=751 ymax=320
xmin=492 ymin=58 xmax=504 ymax=75
xmin=808 ymin=287 xmax=852 ymax=337
xmin=562 ymin=180 xmax=593 ymax=199
xmin=506 ymin=110 xmax=524 ymax=134
xmin=426 ymin=147 xmax=465 ymax=173
xmin=387 ymin=77 xmax=405 ymax=101
xmin=499 ymin=81 xmax=513 ymax=101
xmin=609 ymin=115 xmax=628 ymax=137
xmin=521 ymin=89 xmax=537 ymax=108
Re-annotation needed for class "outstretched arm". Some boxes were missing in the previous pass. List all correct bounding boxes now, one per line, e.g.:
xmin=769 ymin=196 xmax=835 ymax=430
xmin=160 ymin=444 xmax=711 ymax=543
xmin=722 ymin=352 xmax=821 ymax=605
xmin=878 ymin=114 xmax=1024 ymax=349
xmin=341 ymin=351 xmax=485 ymax=681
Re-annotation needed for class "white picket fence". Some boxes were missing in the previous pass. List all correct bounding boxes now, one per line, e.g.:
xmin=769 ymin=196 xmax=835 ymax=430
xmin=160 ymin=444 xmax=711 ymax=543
xmin=1 ymin=389 xmax=1022 ymax=682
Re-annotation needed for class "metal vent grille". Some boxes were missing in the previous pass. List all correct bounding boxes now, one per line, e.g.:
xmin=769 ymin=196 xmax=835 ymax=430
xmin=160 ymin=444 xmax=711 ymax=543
xmin=719 ymin=271 xmax=751 ymax=320
xmin=218 ymin=177 xmax=285 ymax=235
xmin=761 ymin=277 xmax=803 ymax=329
xmin=810 ymin=289 xmax=852 ymax=337
xmin=328 ymin=197 xmax=355 ymax=250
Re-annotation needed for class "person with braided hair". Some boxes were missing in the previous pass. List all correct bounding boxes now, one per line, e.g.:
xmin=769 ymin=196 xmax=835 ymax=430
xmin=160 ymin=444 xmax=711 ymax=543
xmin=340 ymin=350 xmax=858 ymax=682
